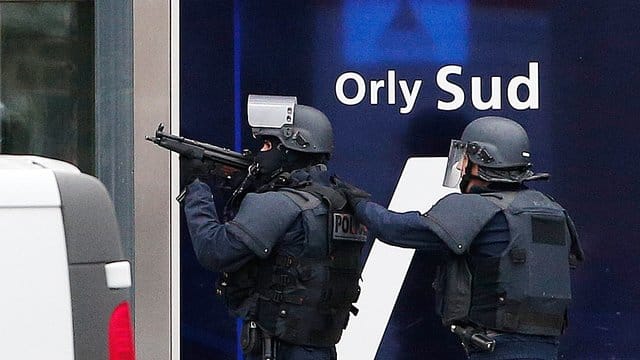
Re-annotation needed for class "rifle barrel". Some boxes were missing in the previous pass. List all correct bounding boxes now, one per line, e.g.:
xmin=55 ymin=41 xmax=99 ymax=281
xmin=146 ymin=124 xmax=253 ymax=169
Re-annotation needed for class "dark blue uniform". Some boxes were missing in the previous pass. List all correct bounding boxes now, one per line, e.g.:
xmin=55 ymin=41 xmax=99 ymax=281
xmin=183 ymin=166 xmax=342 ymax=360
xmin=354 ymin=187 xmax=564 ymax=360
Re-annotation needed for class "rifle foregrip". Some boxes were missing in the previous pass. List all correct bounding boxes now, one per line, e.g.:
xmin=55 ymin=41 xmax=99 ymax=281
xmin=158 ymin=139 xmax=205 ymax=159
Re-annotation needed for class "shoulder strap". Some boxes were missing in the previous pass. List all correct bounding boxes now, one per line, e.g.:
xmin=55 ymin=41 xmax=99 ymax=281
xmin=480 ymin=191 xmax=518 ymax=210
xmin=287 ymin=183 xmax=347 ymax=211
xmin=278 ymin=188 xmax=322 ymax=211
xmin=565 ymin=212 xmax=585 ymax=267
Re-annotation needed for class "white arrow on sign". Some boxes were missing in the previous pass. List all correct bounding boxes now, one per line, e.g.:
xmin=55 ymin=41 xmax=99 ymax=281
xmin=337 ymin=157 xmax=457 ymax=359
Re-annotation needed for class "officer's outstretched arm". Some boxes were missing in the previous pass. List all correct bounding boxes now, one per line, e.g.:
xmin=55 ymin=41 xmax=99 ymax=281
xmin=354 ymin=200 xmax=448 ymax=252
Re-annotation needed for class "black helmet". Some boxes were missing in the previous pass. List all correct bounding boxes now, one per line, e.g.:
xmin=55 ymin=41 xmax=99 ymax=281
xmin=461 ymin=116 xmax=532 ymax=168
xmin=248 ymin=95 xmax=333 ymax=155
xmin=443 ymin=116 xmax=548 ymax=187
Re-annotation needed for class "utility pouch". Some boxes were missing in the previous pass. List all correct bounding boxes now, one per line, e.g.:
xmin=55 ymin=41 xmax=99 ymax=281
xmin=441 ymin=258 xmax=472 ymax=325
xmin=241 ymin=321 xmax=262 ymax=354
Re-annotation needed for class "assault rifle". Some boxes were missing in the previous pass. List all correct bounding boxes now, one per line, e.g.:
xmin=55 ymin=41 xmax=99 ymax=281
xmin=146 ymin=123 xmax=254 ymax=171
xmin=145 ymin=123 xmax=259 ymax=202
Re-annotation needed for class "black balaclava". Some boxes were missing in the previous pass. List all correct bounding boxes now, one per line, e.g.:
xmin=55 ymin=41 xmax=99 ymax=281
xmin=253 ymin=136 xmax=327 ymax=188
xmin=254 ymin=138 xmax=287 ymax=184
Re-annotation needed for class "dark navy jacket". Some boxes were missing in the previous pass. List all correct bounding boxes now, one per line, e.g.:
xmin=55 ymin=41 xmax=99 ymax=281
xmin=183 ymin=165 xmax=332 ymax=273
xmin=354 ymin=196 xmax=510 ymax=258
xmin=184 ymin=165 xmax=350 ymax=355
xmin=353 ymin=187 xmax=564 ymax=358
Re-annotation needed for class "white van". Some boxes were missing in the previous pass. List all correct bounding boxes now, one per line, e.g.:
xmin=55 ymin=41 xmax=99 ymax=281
xmin=0 ymin=155 xmax=135 ymax=360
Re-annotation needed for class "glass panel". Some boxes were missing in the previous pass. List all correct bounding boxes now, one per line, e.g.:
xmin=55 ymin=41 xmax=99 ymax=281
xmin=94 ymin=0 xmax=134 ymax=266
xmin=0 ymin=2 xmax=95 ymax=174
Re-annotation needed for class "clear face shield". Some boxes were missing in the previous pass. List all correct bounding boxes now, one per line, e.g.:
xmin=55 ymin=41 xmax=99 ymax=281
xmin=442 ymin=139 xmax=467 ymax=188
xmin=247 ymin=94 xmax=297 ymax=131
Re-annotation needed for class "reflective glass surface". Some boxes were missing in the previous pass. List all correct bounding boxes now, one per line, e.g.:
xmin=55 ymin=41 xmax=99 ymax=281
xmin=0 ymin=3 xmax=94 ymax=173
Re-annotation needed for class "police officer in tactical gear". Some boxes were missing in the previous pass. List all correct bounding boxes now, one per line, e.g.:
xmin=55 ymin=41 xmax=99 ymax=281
xmin=182 ymin=95 xmax=366 ymax=360
xmin=334 ymin=116 xmax=584 ymax=360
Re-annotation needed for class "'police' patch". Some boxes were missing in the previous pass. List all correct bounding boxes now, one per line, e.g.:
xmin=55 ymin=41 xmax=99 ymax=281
xmin=331 ymin=212 xmax=368 ymax=242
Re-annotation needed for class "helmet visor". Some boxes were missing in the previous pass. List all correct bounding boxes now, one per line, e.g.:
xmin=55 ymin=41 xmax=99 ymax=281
xmin=442 ymin=139 xmax=466 ymax=188
xmin=247 ymin=94 xmax=297 ymax=129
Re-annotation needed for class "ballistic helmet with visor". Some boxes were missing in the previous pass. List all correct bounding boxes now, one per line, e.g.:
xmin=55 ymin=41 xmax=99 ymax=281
xmin=443 ymin=116 xmax=548 ymax=188
xmin=248 ymin=95 xmax=334 ymax=155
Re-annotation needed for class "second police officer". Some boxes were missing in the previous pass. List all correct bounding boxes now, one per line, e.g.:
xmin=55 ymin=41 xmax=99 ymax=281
xmin=334 ymin=116 xmax=584 ymax=359
xmin=182 ymin=95 xmax=366 ymax=360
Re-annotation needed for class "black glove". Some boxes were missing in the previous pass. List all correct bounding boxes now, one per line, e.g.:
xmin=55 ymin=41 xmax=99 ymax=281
xmin=180 ymin=158 xmax=216 ymax=185
xmin=330 ymin=175 xmax=371 ymax=208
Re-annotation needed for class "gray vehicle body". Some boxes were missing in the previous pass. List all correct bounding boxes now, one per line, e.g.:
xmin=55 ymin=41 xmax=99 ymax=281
xmin=0 ymin=155 xmax=133 ymax=360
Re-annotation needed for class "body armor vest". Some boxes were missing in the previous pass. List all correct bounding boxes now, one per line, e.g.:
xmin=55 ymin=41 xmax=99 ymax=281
xmin=435 ymin=190 xmax=579 ymax=336
xmin=218 ymin=182 xmax=366 ymax=347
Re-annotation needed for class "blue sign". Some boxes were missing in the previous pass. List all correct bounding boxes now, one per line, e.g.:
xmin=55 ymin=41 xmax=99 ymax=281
xmin=343 ymin=0 xmax=469 ymax=64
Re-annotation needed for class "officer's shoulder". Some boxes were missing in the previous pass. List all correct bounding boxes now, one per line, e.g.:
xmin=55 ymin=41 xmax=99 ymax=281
xmin=277 ymin=187 xmax=323 ymax=210
xmin=525 ymin=189 xmax=568 ymax=210
xmin=244 ymin=188 xmax=320 ymax=211
xmin=241 ymin=191 xmax=297 ymax=208
xmin=535 ymin=190 xmax=563 ymax=205
xmin=434 ymin=192 xmax=497 ymax=207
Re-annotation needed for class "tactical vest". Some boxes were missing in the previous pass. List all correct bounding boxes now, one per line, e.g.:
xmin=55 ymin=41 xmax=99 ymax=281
xmin=218 ymin=183 xmax=366 ymax=347
xmin=435 ymin=190 xmax=580 ymax=336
